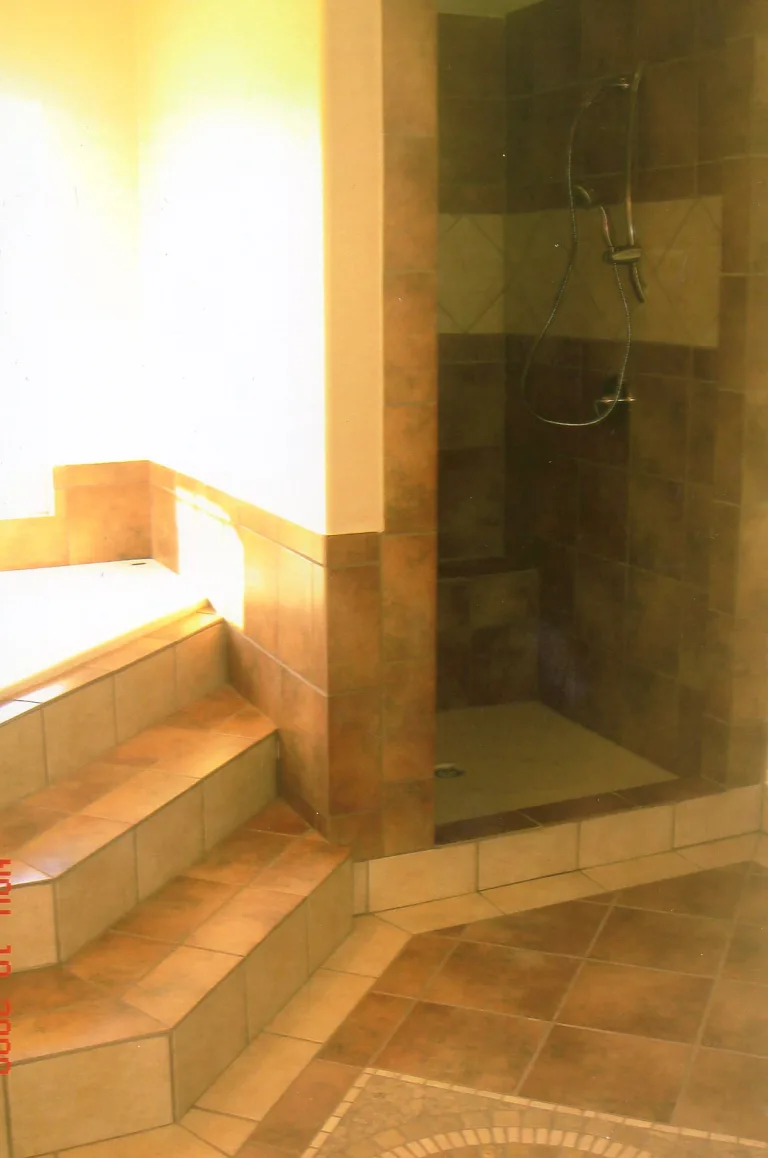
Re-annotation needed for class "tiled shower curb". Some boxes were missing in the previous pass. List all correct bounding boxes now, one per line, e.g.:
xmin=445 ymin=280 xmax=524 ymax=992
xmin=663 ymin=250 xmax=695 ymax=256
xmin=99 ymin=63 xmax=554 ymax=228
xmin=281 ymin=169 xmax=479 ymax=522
xmin=354 ymin=784 xmax=767 ymax=914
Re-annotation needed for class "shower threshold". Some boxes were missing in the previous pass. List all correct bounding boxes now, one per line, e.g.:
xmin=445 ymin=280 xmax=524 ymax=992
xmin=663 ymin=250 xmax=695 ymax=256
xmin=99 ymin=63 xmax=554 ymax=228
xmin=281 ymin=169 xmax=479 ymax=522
xmin=435 ymin=701 xmax=722 ymax=845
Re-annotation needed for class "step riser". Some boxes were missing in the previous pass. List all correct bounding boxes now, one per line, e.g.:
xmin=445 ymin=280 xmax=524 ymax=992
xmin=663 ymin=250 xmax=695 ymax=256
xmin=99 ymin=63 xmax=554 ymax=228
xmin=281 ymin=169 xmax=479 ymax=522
xmin=6 ymin=860 xmax=354 ymax=1158
xmin=11 ymin=735 xmax=277 ymax=970
xmin=0 ymin=619 xmax=227 ymax=809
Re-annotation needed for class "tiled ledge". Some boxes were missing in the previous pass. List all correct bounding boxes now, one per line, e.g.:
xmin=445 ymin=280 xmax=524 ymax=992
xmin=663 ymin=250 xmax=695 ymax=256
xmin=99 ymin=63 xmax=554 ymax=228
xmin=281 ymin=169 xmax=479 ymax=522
xmin=4 ymin=801 xmax=353 ymax=1157
xmin=435 ymin=775 xmax=729 ymax=845
xmin=355 ymin=784 xmax=764 ymax=914
xmin=5 ymin=687 xmax=277 ymax=969
xmin=0 ymin=609 xmax=225 ymax=809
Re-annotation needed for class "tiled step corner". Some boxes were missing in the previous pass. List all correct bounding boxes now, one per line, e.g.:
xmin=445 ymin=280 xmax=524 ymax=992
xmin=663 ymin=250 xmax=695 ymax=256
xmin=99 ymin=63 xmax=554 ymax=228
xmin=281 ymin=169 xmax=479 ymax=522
xmin=0 ymin=607 xmax=228 ymax=810
xmin=4 ymin=686 xmax=278 ymax=970
xmin=4 ymin=801 xmax=352 ymax=1158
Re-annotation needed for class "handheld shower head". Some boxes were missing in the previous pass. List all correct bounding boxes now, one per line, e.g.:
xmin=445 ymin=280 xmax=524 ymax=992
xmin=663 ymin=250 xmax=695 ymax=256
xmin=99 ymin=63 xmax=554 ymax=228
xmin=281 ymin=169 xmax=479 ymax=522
xmin=574 ymin=184 xmax=595 ymax=209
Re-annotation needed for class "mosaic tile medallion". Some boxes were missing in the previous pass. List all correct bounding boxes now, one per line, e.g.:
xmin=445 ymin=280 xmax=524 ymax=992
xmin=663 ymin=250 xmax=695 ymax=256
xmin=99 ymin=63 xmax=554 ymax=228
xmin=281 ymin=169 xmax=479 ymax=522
xmin=304 ymin=1069 xmax=768 ymax=1158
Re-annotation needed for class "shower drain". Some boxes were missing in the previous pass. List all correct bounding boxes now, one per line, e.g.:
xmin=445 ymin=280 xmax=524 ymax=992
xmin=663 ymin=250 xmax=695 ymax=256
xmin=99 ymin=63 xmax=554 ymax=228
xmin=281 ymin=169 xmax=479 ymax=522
xmin=435 ymin=763 xmax=466 ymax=779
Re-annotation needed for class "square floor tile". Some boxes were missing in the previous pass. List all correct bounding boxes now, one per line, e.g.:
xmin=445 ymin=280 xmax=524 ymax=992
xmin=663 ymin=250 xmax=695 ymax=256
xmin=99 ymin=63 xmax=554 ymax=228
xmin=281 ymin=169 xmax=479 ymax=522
xmin=376 ymin=1000 xmax=546 ymax=1094
xmin=674 ymin=1048 xmax=768 ymax=1141
xmin=616 ymin=864 xmax=748 ymax=919
xmin=373 ymin=934 xmax=455 ymax=998
xmin=521 ymin=1024 xmax=690 ymax=1120
xmin=319 ymin=991 xmax=414 ymax=1067
xmin=723 ymin=923 xmax=768 ymax=985
xmin=423 ymin=940 xmax=579 ymax=1020
xmin=702 ymin=979 xmax=768 ymax=1056
xmin=558 ymin=960 xmax=712 ymax=1042
xmin=248 ymin=1059 xmax=360 ymax=1151
xmin=590 ymin=906 xmax=730 ymax=975
xmin=459 ymin=900 xmax=608 ymax=956
xmin=736 ymin=872 xmax=768 ymax=925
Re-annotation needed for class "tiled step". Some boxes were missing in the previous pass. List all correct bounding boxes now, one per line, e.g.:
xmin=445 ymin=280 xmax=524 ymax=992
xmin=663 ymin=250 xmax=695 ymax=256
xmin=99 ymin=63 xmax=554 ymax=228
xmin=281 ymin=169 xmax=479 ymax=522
xmin=5 ymin=684 xmax=278 ymax=969
xmin=3 ymin=801 xmax=353 ymax=1158
xmin=0 ymin=606 xmax=230 ymax=809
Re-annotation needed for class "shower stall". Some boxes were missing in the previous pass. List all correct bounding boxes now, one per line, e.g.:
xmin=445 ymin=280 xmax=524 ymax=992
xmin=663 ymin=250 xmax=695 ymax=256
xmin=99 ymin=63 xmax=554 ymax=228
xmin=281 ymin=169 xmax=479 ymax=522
xmin=435 ymin=0 xmax=724 ymax=841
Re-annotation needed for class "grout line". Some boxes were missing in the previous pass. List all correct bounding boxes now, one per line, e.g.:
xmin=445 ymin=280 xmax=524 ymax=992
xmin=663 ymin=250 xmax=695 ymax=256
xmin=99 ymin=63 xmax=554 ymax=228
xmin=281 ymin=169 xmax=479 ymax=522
xmin=511 ymin=888 xmax=617 ymax=1096
xmin=670 ymin=860 xmax=751 ymax=1125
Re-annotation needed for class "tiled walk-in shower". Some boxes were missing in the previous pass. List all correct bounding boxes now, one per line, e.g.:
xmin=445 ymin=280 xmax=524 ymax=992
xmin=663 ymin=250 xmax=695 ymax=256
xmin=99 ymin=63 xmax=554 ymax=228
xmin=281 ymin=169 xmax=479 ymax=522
xmin=434 ymin=0 xmax=752 ymax=837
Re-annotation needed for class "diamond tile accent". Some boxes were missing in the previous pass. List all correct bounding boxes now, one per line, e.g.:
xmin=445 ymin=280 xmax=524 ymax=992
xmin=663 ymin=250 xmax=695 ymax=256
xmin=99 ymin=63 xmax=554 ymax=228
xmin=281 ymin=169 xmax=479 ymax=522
xmin=491 ymin=196 xmax=722 ymax=347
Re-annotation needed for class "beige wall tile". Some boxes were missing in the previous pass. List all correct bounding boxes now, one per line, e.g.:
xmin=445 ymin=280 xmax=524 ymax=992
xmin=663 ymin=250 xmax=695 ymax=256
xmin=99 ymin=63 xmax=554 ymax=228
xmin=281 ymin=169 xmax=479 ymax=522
xmin=8 ymin=1037 xmax=171 ymax=1156
xmin=197 ymin=1033 xmax=318 ymax=1121
xmin=324 ymin=916 xmax=410 ymax=976
xmin=674 ymin=785 xmax=762 ymax=848
xmin=203 ymin=740 xmax=276 ymax=849
xmin=483 ymin=871 xmax=606 ymax=915
xmin=380 ymin=892 xmax=502 ymax=933
xmin=43 ymin=679 xmax=116 ymax=782
xmin=55 ymin=833 xmax=137 ymax=959
xmin=65 ymin=482 xmax=151 ymax=565
xmin=188 ymin=887 xmax=300 ymax=957
xmin=136 ymin=787 xmax=205 ymax=899
xmin=5 ymin=881 xmax=56 ymax=971
xmin=439 ymin=216 xmax=505 ymax=333
xmin=175 ymin=625 xmax=227 ymax=708
xmin=245 ymin=905 xmax=309 ymax=1038
xmin=123 ymin=946 xmax=237 ymax=1027
xmin=680 ymin=834 xmax=758 ymax=868
xmin=368 ymin=843 xmax=476 ymax=911
xmin=0 ymin=709 xmax=46 ymax=807
xmin=307 ymin=860 xmax=353 ymax=971
xmin=578 ymin=805 xmax=674 ymax=869
xmin=114 ymin=649 xmax=176 ymax=743
xmin=267 ymin=968 xmax=372 ymax=1043
xmin=354 ymin=862 xmax=369 ymax=915
xmin=583 ymin=851 xmax=694 ymax=891
xmin=478 ymin=825 xmax=578 ymax=891
xmin=181 ymin=1109 xmax=254 ymax=1156
xmin=172 ymin=968 xmax=248 ymax=1117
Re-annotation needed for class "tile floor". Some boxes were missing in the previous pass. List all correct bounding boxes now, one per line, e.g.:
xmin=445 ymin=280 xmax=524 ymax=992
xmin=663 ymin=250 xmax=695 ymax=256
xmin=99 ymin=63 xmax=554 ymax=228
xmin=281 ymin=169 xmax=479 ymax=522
xmin=435 ymin=702 xmax=675 ymax=824
xmin=54 ymin=853 xmax=768 ymax=1157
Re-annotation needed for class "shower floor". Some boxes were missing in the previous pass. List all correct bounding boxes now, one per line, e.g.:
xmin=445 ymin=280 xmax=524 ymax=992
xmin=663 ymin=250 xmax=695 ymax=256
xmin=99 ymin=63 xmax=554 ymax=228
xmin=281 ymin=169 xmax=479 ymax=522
xmin=435 ymin=701 xmax=675 ymax=829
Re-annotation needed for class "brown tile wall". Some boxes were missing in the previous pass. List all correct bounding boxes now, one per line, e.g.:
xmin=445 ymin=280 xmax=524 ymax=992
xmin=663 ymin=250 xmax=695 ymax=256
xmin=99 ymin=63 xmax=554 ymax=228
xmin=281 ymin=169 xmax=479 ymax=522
xmin=438 ymin=13 xmax=506 ymax=213
xmin=438 ymin=334 xmax=509 ymax=562
xmin=495 ymin=1 xmax=768 ymax=788
xmin=379 ymin=0 xmax=438 ymax=855
xmin=437 ymin=559 xmax=538 ymax=711
xmin=510 ymin=336 xmax=715 ymax=776
xmin=0 ymin=462 xmax=152 ymax=570
xmin=505 ymin=0 xmax=724 ymax=213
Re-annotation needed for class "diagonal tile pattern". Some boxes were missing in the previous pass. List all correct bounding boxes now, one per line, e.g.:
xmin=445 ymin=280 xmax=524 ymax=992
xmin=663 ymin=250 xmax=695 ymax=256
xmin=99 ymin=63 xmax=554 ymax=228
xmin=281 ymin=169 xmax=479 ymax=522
xmin=52 ymin=856 xmax=768 ymax=1156
xmin=441 ymin=196 xmax=722 ymax=347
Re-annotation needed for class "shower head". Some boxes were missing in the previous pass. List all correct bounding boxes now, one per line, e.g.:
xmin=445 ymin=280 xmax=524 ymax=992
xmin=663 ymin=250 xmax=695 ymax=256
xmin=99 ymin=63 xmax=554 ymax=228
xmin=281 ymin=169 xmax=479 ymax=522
xmin=573 ymin=184 xmax=595 ymax=209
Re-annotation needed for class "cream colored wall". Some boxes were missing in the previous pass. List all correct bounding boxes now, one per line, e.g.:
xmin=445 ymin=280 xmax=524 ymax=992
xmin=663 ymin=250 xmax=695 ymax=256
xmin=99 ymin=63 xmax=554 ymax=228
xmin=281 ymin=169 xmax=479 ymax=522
xmin=0 ymin=0 xmax=141 ymax=485
xmin=322 ymin=0 xmax=383 ymax=536
xmin=138 ymin=0 xmax=327 ymax=532
xmin=0 ymin=0 xmax=383 ymax=535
